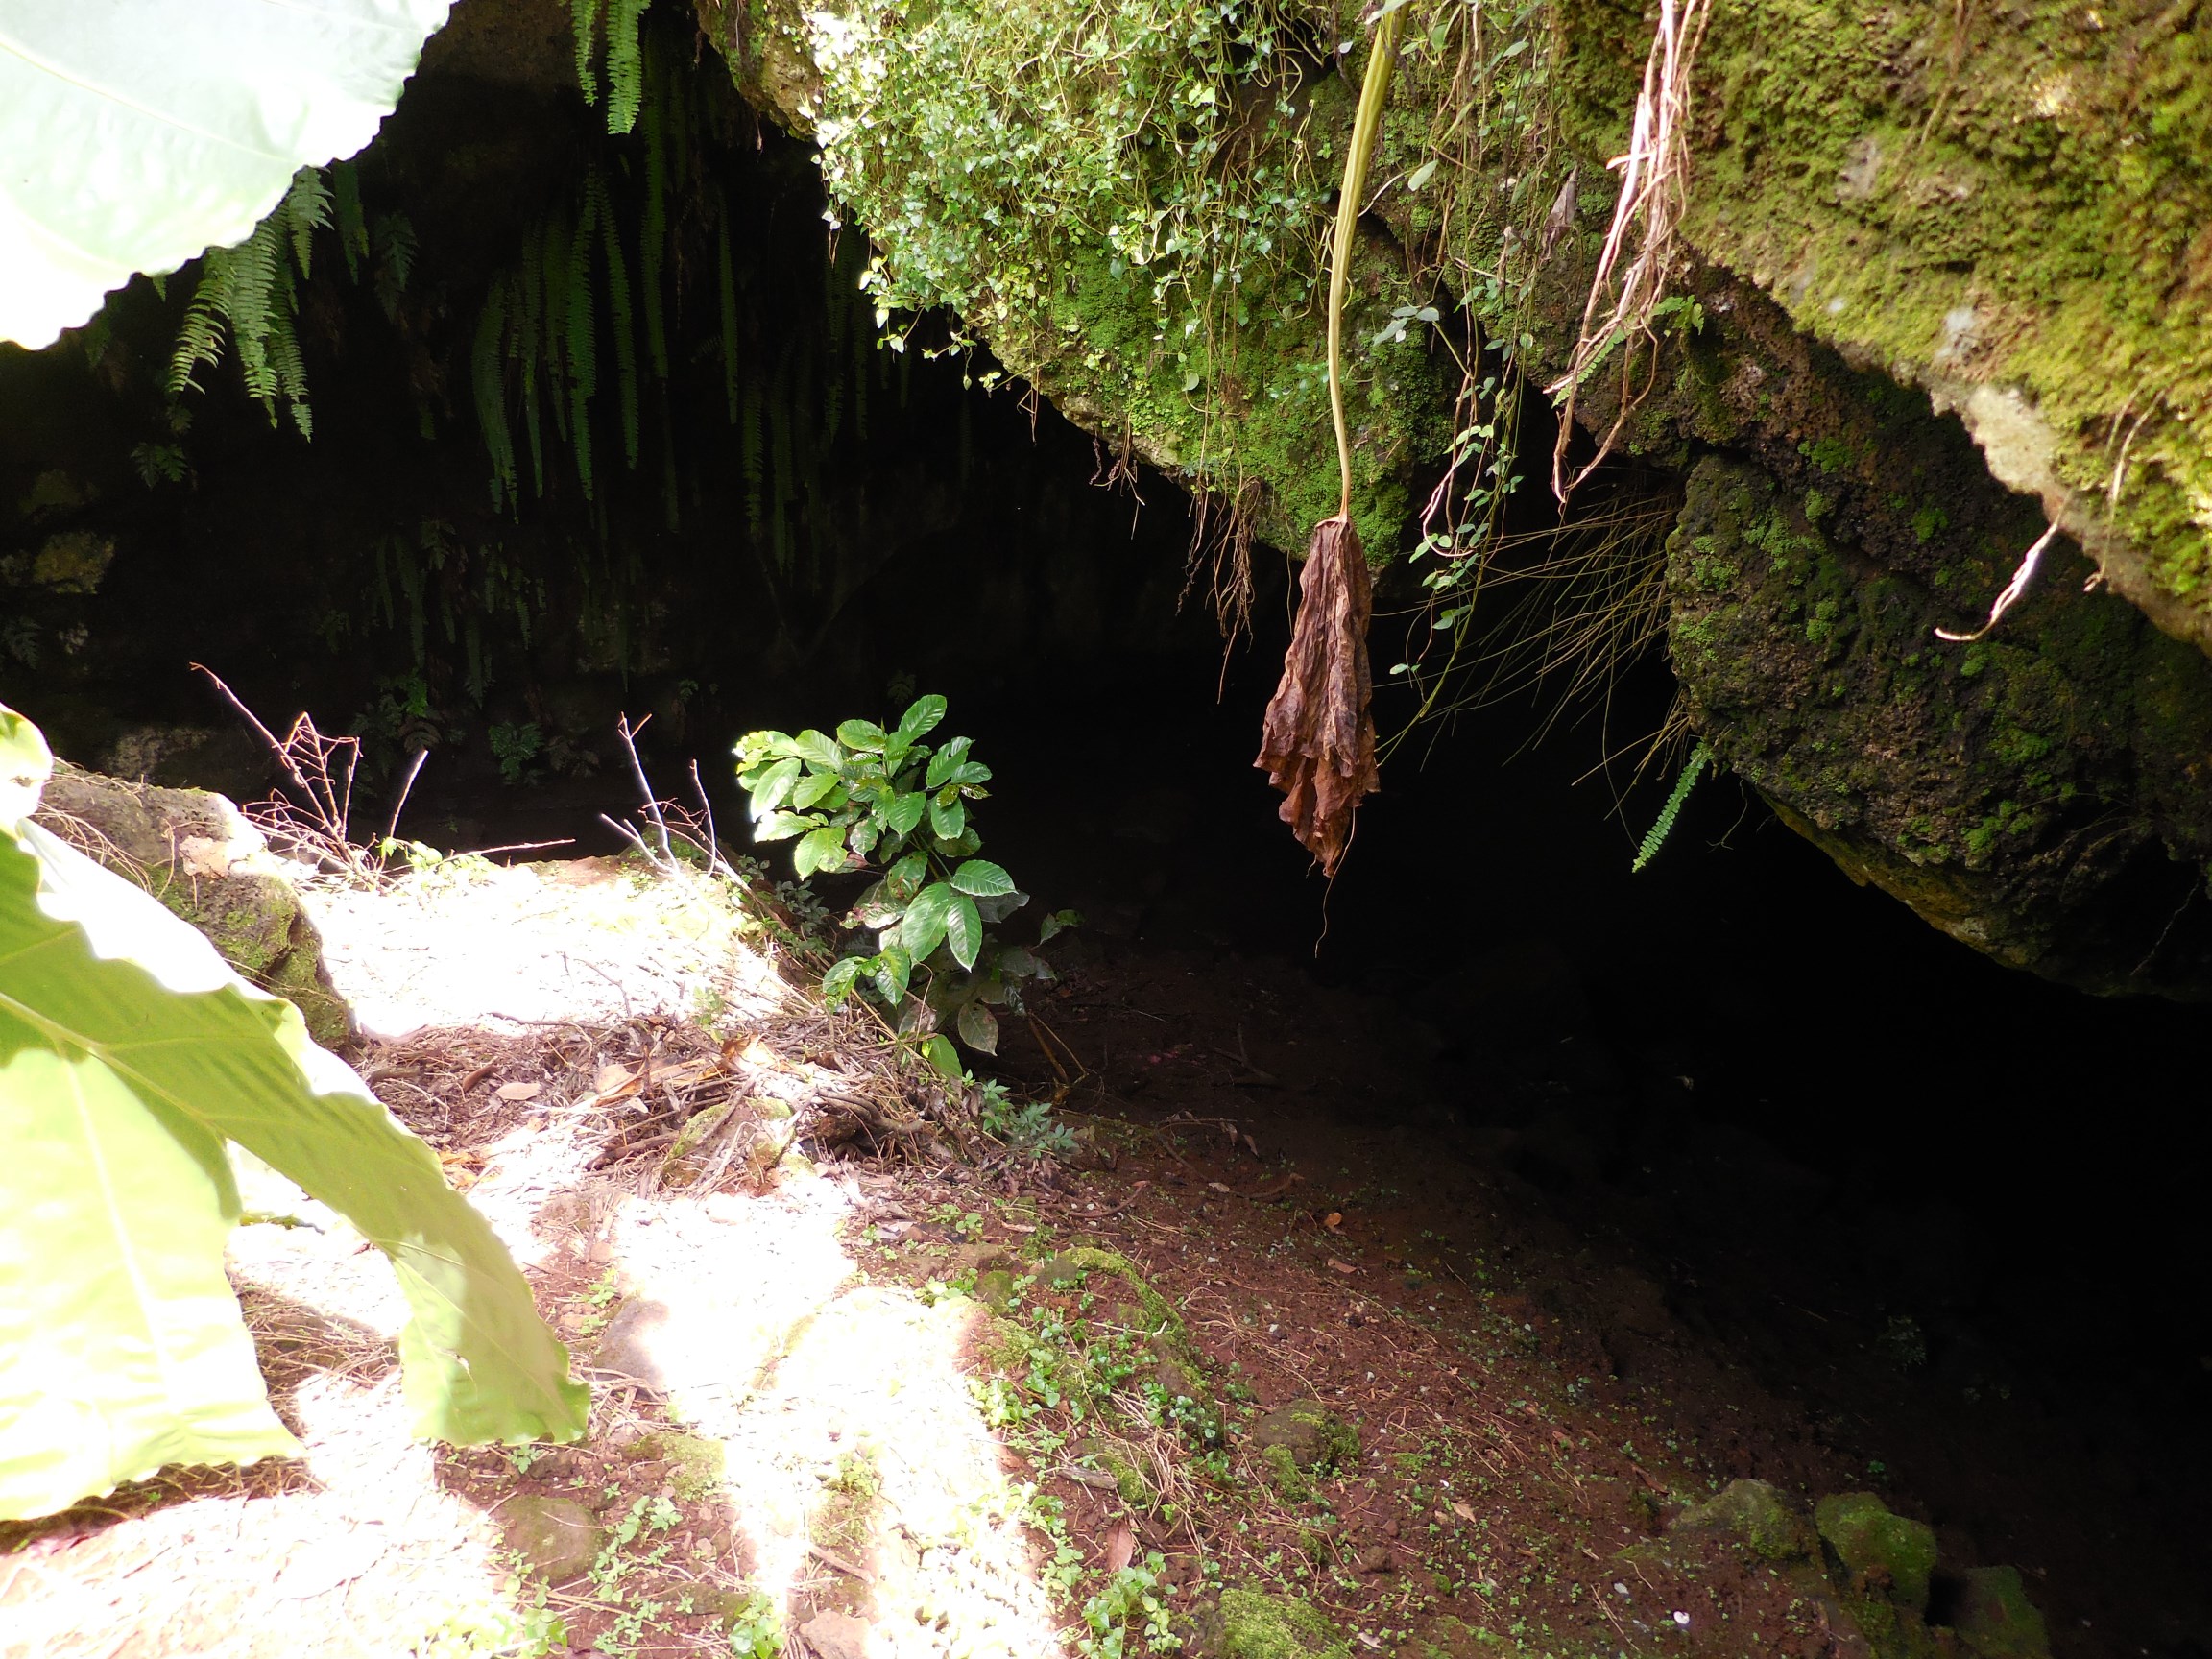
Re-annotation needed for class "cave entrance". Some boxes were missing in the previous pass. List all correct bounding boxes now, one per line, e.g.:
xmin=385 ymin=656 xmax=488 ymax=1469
xmin=2 ymin=13 xmax=2206 ymax=1653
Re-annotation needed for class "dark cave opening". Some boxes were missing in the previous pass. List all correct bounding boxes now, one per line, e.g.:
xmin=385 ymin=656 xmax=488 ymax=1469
xmin=1 ymin=20 xmax=2205 ymax=1650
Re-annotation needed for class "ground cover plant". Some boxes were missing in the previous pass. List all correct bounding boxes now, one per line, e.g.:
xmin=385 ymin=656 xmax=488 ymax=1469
xmin=736 ymin=695 xmax=1075 ymax=1075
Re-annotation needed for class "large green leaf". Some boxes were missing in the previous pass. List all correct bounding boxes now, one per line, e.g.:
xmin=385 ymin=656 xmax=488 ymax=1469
xmin=0 ymin=0 xmax=457 ymax=349
xmin=0 ymin=710 xmax=584 ymax=1518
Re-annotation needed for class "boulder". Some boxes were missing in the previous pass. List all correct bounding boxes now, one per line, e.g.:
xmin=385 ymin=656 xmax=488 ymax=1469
xmin=1672 ymin=1479 xmax=1816 ymax=1563
xmin=1950 ymin=1566 xmax=2053 ymax=1659
xmin=1252 ymin=1400 xmax=1358 ymax=1503
xmin=1815 ymin=1492 xmax=1939 ymax=1617
xmin=33 ymin=761 xmax=352 ymax=1045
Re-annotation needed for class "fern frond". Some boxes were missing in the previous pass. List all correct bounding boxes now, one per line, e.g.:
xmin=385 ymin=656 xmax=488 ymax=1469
xmin=473 ymin=279 xmax=516 ymax=510
xmin=571 ymin=0 xmax=603 ymax=104
xmin=600 ymin=190 xmax=639 ymax=468
xmin=280 ymin=166 xmax=332 ymax=279
xmin=372 ymin=212 xmax=416 ymax=321
xmin=330 ymin=160 xmax=369 ymax=281
xmin=1632 ymin=742 xmax=1713 ymax=873
xmin=604 ymin=0 xmax=650 ymax=134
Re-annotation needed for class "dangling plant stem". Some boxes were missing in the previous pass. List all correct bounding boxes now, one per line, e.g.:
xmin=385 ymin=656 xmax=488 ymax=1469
xmin=1324 ymin=0 xmax=1405 ymax=525
xmin=1255 ymin=1 xmax=1402 ymax=878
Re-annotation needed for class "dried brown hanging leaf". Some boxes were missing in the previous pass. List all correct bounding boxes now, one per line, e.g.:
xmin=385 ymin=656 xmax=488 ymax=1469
xmin=1255 ymin=517 xmax=1379 ymax=876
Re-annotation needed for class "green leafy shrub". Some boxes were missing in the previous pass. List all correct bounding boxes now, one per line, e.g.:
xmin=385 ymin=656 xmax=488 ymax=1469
xmin=0 ymin=703 xmax=585 ymax=1520
xmin=734 ymin=696 xmax=1075 ymax=1074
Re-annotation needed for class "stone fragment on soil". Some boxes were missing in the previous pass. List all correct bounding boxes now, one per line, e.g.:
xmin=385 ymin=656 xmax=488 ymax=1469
xmin=1815 ymin=1491 xmax=1940 ymax=1615
xmin=1252 ymin=1400 xmax=1359 ymax=1501
xmin=1183 ymin=1587 xmax=1353 ymax=1658
xmin=594 ymin=1297 xmax=676 ymax=1388
xmin=498 ymin=1495 xmax=604 ymax=1582
xmin=34 ymin=761 xmax=353 ymax=1045
xmin=799 ymin=1608 xmax=872 ymax=1659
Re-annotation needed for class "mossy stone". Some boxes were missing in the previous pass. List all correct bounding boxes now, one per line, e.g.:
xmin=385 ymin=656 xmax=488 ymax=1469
xmin=1183 ymin=1588 xmax=1353 ymax=1659
xmin=1950 ymin=1566 xmax=2052 ymax=1659
xmin=1252 ymin=1401 xmax=1359 ymax=1476
xmin=974 ymin=1268 xmax=1017 ymax=1312
xmin=1816 ymin=1492 xmax=1939 ymax=1617
xmin=1673 ymin=1478 xmax=1816 ymax=1562
xmin=499 ymin=1494 xmax=604 ymax=1582
xmin=630 ymin=1428 xmax=726 ymax=1502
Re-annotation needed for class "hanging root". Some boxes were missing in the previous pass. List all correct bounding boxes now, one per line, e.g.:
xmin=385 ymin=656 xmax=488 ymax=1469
xmin=1546 ymin=0 xmax=1712 ymax=503
xmin=1934 ymin=523 xmax=2061 ymax=643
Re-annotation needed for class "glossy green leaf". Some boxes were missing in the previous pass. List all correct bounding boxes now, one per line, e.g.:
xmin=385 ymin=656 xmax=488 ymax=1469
xmin=820 ymin=957 xmax=867 ymax=1007
xmin=835 ymin=719 xmax=887 ymax=753
xmin=946 ymin=893 xmax=982 ymax=971
xmin=791 ymin=770 xmax=844 ymax=811
xmin=926 ymin=736 xmax=972 ymax=790
xmin=900 ymin=882 xmax=953 ymax=964
xmin=746 ymin=757 xmax=803 ymax=818
xmin=950 ymin=858 xmax=1014 ymax=898
xmin=887 ymin=852 xmax=928 ymax=894
xmin=872 ymin=946 xmax=912 ymax=1003
xmin=791 ymin=731 xmax=844 ymax=770
xmin=998 ymin=946 xmax=1046 ymax=980
xmin=919 ymin=1035 xmax=964 ymax=1082
xmin=1038 ymin=908 xmax=1083 ymax=945
xmin=0 ymin=0 xmax=459 ymax=349
xmin=955 ymin=1002 xmax=999 ymax=1054
xmin=793 ymin=824 xmax=851 ymax=878
xmin=885 ymin=792 xmax=926 ymax=836
xmin=897 ymin=695 xmax=948 ymax=742
xmin=0 ymin=714 xmax=583 ymax=1517
xmin=752 ymin=809 xmax=823 ymax=844
xmin=928 ymin=796 xmax=967 ymax=841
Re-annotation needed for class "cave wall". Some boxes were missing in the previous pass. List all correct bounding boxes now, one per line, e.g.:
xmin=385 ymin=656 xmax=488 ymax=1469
xmin=700 ymin=0 xmax=2212 ymax=995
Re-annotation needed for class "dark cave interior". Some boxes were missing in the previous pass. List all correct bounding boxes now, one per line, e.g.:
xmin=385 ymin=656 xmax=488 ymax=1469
xmin=1 ymin=20 xmax=2205 ymax=1652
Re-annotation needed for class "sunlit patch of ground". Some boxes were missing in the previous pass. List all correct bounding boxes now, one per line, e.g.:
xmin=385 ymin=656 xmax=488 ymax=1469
xmin=3 ymin=852 xmax=1063 ymax=1657
xmin=301 ymin=856 xmax=782 ymax=1038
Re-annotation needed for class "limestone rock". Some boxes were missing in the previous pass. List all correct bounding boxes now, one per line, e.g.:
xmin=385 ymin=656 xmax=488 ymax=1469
xmin=1183 ymin=1588 xmax=1353 ymax=1659
xmin=498 ymin=1495 xmax=603 ymax=1582
xmin=1815 ymin=1492 xmax=1939 ymax=1617
xmin=33 ymin=761 xmax=353 ymax=1045
xmin=1672 ymin=1479 xmax=1816 ymax=1562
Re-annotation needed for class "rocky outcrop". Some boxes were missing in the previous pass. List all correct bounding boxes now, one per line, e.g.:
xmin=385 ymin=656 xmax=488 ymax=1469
xmin=700 ymin=0 xmax=2212 ymax=995
xmin=33 ymin=763 xmax=354 ymax=1046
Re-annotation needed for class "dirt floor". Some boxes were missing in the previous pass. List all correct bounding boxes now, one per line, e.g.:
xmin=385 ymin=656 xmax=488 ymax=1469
xmin=0 ymin=854 xmax=2194 ymax=1659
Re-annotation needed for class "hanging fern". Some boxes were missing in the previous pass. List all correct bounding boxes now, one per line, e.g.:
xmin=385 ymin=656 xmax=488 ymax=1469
xmin=1632 ymin=742 xmax=1714 ymax=873
xmin=167 ymin=168 xmax=329 ymax=438
xmin=572 ymin=0 xmax=653 ymax=134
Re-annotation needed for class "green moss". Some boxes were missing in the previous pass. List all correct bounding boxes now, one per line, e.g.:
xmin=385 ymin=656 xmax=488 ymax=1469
xmin=1187 ymin=1588 xmax=1353 ymax=1659
xmin=1815 ymin=1492 xmax=1938 ymax=1617
xmin=1261 ymin=1442 xmax=1312 ymax=1504
xmin=630 ymin=1429 xmax=726 ymax=1503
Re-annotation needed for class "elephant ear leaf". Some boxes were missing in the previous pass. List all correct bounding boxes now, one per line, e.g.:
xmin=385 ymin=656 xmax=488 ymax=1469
xmin=0 ymin=709 xmax=584 ymax=1519
xmin=0 ymin=0 xmax=458 ymax=349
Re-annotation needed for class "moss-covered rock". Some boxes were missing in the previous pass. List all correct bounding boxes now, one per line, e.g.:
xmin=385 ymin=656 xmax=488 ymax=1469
xmin=1950 ymin=1565 xmax=2053 ymax=1659
xmin=1555 ymin=0 xmax=2212 ymax=657
xmin=1815 ymin=1492 xmax=1940 ymax=1618
xmin=32 ymin=761 xmax=354 ymax=1044
xmin=1667 ymin=454 xmax=2212 ymax=996
xmin=1672 ymin=1479 xmax=1816 ymax=1563
xmin=1252 ymin=1399 xmax=1359 ymax=1502
xmin=1184 ymin=1588 xmax=1354 ymax=1659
